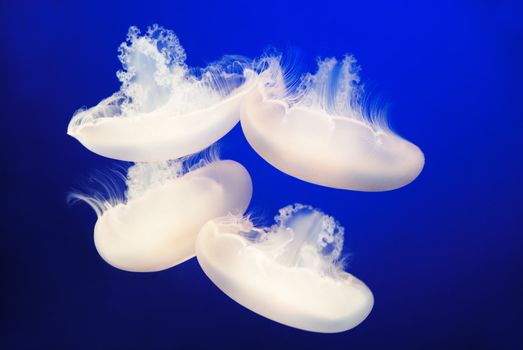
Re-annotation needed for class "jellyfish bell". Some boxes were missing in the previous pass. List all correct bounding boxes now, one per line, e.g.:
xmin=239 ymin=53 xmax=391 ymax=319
xmin=196 ymin=204 xmax=374 ymax=333
xmin=71 ymin=155 xmax=253 ymax=272
xmin=240 ymin=56 xmax=424 ymax=191
xmin=67 ymin=25 xmax=256 ymax=162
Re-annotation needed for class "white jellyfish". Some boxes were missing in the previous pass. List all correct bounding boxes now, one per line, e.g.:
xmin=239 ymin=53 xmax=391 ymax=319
xmin=71 ymin=152 xmax=252 ymax=272
xmin=196 ymin=204 xmax=374 ymax=333
xmin=241 ymin=56 xmax=425 ymax=191
xmin=68 ymin=25 xmax=256 ymax=162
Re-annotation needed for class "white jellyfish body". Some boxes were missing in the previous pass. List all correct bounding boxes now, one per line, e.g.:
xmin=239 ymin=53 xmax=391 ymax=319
xmin=68 ymin=25 xmax=255 ymax=162
xmin=72 ymin=156 xmax=252 ymax=272
xmin=241 ymin=56 xmax=424 ymax=191
xmin=196 ymin=204 xmax=373 ymax=333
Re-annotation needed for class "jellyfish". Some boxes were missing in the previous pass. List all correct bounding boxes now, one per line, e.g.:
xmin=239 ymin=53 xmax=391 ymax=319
xmin=195 ymin=204 xmax=373 ymax=333
xmin=240 ymin=55 xmax=425 ymax=191
xmin=67 ymin=25 xmax=256 ymax=162
xmin=70 ymin=153 xmax=253 ymax=272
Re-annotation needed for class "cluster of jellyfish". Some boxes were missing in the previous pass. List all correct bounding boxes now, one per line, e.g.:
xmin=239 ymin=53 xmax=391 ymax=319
xmin=68 ymin=25 xmax=424 ymax=333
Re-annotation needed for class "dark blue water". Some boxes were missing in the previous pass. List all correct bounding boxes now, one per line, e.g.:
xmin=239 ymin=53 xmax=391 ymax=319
xmin=1 ymin=1 xmax=522 ymax=349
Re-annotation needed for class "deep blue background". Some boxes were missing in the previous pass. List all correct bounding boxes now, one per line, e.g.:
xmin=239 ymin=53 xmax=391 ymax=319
xmin=1 ymin=1 xmax=522 ymax=349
